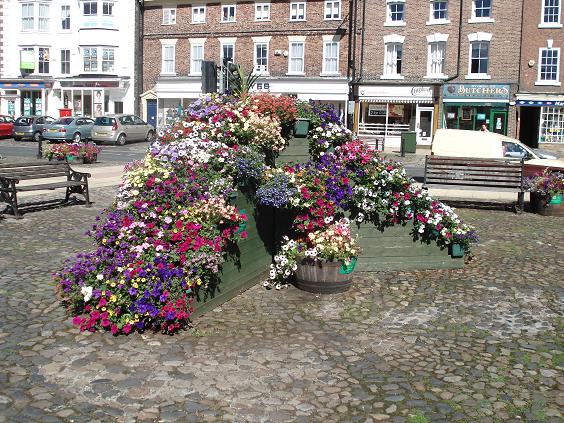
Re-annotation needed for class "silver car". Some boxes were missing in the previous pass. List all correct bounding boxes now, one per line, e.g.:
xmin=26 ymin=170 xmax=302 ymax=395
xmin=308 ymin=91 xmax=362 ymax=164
xmin=42 ymin=117 xmax=95 ymax=143
xmin=12 ymin=115 xmax=56 ymax=141
xmin=91 ymin=114 xmax=155 ymax=146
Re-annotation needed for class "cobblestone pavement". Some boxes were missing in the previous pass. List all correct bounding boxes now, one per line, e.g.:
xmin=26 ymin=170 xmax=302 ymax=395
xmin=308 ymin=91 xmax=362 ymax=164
xmin=0 ymin=187 xmax=562 ymax=423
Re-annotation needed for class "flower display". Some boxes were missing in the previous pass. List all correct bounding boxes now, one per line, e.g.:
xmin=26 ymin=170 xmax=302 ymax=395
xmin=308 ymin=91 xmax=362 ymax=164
xmin=309 ymin=122 xmax=353 ymax=160
xmin=43 ymin=141 xmax=101 ymax=162
xmin=525 ymin=170 xmax=564 ymax=198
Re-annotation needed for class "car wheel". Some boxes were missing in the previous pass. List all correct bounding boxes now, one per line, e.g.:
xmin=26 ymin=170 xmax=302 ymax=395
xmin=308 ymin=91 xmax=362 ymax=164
xmin=73 ymin=132 xmax=82 ymax=142
xmin=33 ymin=131 xmax=41 ymax=142
xmin=14 ymin=136 xmax=22 ymax=141
xmin=115 ymin=134 xmax=126 ymax=146
xmin=146 ymin=130 xmax=155 ymax=142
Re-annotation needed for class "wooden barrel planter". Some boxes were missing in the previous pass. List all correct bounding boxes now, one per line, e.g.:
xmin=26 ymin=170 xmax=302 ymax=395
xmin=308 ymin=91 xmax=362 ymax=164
xmin=351 ymin=222 xmax=464 ymax=271
xmin=191 ymin=185 xmax=275 ymax=318
xmin=530 ymin=192 xmax=564 ymax=216
xmin=294 ymin=258 xmax=355 ymax=294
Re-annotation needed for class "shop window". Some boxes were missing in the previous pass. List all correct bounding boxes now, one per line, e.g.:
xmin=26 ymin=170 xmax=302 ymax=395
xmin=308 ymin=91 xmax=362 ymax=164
xmin=61 ymin=5 xmax=71 ymax=30
xmin=38 ymin=48 xmax=50 ymax=74
xmin=162 ymin=7 xmax=176 ymax=25
xmin=289 ymin=42 xmax=305 ymax=74
xmin=102 ymin=48 xmax=115 ymax=72
xmin=38 ymin=3 xmax=50 ymax=31
xmin=383 ymin=42 xmax=403 ymax=77
xmin=290 ymin=2 xmax=306 ymax=21
xmin=222 ymin=5 xmax=236 ymax=22
xmin=83 ymin=47 xmax=98 ymax=72
xmin=103 ymin=2 xmax=114 ymax=16
xmin=386 ymin=1 xmax=405 ymax=25
xmin=540 ymin=107 xmax=564 ymax=143
xmin=190 ymin=43 xmax=204 ymax=75
xmin=61 ymin=49 xmax=70 ymax=74
xmin=254 ymin=43 xmax=268 ymax=73
xmin=22 ymin=3 xmax=34 ymax=31
xmin=83 ymin=1 xmax=98 ymax=16
xmin=541 ymin=0 xmax=561 ymax=25
xmin=192 ymin=6 xmax=206 ymax=23
xmin=325 ymin=1 xmax=341 ymax=20
xmin=429 ymin=1 xmax=449 ymax=22
xmin=538 ymin=48 xmax=560 ymax=83
xmin=255 ymin=3 xmax=271 ymax=21
xmin=323 ymin=41 xmax=339 ymax=74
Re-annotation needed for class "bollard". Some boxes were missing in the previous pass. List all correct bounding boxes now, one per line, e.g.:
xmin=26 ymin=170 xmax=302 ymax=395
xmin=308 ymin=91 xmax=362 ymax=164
xmin=37 ymin=138 xmax=43 ymax=159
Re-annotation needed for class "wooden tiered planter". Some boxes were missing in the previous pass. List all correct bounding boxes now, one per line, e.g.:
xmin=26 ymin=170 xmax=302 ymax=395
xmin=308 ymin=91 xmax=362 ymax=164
xmin=530 ymin=193 xmax=564 ymax=217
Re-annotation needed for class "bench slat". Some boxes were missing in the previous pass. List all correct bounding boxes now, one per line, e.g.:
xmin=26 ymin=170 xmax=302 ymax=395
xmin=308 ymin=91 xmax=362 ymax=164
xmin=424 ymin=178 xmax=522 ymax=188
xmin=425 ymin=163 xmax=522 ymax=172
xmin=425 ymin=171 xmax=523 ymax=181
xmin=0 ymin=170 xmax=70 ymax=180
xmin=11 ymin=181 xmax=85 ymax=191
xmin=0 ymin=162 xmax=70 ymax=170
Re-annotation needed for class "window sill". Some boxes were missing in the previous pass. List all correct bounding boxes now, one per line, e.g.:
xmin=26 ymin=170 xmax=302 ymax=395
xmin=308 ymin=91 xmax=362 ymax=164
xmin=538 ymin=23 xmax=562 ymax=29
xmin=426 ymin=19 xmax=451 ymax=25
xmin=190 ymin=72 xmax=202 ymax=76
xmin=191 ymin=21 xmax=206 ymax=24
xmin=465 ymin=74 xmax=491 ymax=80
xmin=535 ymin=80 xmax=561 ymax=86
xmin=160 ymin=72 xmax=177 ymax=77
xmin=468 ymin=17 xmax=495 ymax=24
xmin=380 ymin=75 xmax=405 ymax=80
xmin=320 ymin=72 xmax=341 ymax=77
xmin=289 ymin=19 xmax=307 ymax=22
xmin=255 ymin=19 xmax=271 ymax=22
xmin=220 ymin=20 xmax=237 ymax=23
xmin=423 ymin=74 xmax=448 ymax=79
xmin=324 ymin=17 xmax=342 ymax=21
xmin=252 ymin=72 xmax=270 ymax=76
xmin=384 ymin=21 xmax=406 ymax=27
xmin=161 ymin=23 xmax=177 ymax=26
xmin=286 ymin=72 xmax=305 ymax=76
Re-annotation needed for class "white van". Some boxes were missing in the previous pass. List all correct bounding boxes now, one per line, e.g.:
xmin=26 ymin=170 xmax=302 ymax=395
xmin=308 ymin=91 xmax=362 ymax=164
xmin=431 ymin=129 xmax=564 ymax=176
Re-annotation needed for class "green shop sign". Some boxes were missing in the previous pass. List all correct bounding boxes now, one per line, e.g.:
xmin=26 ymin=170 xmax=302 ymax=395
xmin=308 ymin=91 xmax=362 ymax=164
xmin=443 ymin=84 xmax=510 ymax=101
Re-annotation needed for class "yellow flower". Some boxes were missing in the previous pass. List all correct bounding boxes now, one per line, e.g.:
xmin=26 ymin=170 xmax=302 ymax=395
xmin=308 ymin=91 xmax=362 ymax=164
xmin=132 ymin=282 xmax=138 ymax=289
xmin=110 ymin=282 xmax=116 ymax=287
xmin=110 ymin=295 xmax=117 ymax=302
xmin=101 ymin=307 xmax=107 ymax=311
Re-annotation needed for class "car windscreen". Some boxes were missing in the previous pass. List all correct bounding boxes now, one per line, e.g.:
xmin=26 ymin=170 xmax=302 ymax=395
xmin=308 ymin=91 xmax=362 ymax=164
xmin=54 ymin=118 xmax=74 ymax=125
xmin=94 ymin=117 xmax=116 ymax=126
xmin=15 ymin=117 xmax=32 ymax=126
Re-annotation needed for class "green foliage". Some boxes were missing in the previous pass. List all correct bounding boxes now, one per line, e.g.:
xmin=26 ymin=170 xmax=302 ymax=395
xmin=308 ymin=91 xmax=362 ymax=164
xmin=227 ymin=64 xmax=261 ymax=98
xmin=408 ymin=412 xmax=430 ymax=423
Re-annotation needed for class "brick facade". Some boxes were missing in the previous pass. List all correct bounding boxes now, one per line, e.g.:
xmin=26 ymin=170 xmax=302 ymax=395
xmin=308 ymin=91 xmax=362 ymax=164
xmin=142 ymin=0 xmax=349 ymax=93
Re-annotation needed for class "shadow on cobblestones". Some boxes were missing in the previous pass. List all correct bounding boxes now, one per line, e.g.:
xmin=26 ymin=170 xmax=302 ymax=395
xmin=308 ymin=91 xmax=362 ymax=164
xmin=0 ymin=186 xmax=562 ymax=423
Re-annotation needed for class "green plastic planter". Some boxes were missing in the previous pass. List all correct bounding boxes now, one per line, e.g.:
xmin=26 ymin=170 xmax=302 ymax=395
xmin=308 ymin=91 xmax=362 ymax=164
xmin=549 ymin=194 xmax=563 ymax=205
xmin=293 ymin=119 xmax=310 ymax=138
xmin=450 ymin=243 xmax=464 ymax=258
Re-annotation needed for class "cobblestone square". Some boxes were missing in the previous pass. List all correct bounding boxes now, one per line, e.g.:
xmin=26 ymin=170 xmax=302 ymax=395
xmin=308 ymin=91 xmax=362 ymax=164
xmin=0 ymin=186 xmax=562 ymax=423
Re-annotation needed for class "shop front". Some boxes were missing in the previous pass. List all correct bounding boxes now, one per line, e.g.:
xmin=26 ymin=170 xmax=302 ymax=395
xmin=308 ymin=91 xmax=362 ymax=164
xmin=442 ymin=83 xmax=511 ymax=135
xmin=55 ymin=77 xmax=131 ymax=118
xmin=0 ymin=80 xmax=53 ymax=117
xmin=155 ymin=77 xmax=202 ymax=128
xmin=516 ymin=96 xmax=564 ymax=148
xmin=356 ymin=85 xmax=435 ymax=147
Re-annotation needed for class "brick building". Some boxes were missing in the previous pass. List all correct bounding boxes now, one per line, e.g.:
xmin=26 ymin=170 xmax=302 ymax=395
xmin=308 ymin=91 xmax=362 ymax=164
xmin=352 ymin=0 xmax=523 ymax=147
xmin=516 ymin=0 xmax=564 ymax=152
xmin=141 ymin=0 xmax=350 ymax=128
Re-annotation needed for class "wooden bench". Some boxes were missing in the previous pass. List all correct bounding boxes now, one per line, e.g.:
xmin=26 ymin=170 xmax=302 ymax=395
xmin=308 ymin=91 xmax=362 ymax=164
xmin=423 ymin=156 xmax=525 ymax=211
xmin=0 ymin=161 xmax=91 ymax=218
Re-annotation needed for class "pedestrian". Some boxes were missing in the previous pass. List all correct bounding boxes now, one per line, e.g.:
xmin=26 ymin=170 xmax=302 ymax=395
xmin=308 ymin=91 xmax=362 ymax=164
xmin=480 ymin=124 xmax=489 ymax=132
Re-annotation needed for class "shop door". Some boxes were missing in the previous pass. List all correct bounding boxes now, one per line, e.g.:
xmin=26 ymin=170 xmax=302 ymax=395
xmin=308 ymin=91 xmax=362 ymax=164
xmin=416 ymin=107 xmax=434 ymax=144
xmin=491 ymin=110 xmax=507 ymax=135
xmin=147 ymin=99 xmax=157 ymax=128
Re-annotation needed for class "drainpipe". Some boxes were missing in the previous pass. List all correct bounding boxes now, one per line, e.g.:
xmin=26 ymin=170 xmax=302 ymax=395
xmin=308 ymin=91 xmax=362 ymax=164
xmin=134 ymin=0 xmax=144 ymax=117
xmin=359 ymin=0 xmax=366 ymax=81
xmin=515 ymin=0 xmax=526 ymax=141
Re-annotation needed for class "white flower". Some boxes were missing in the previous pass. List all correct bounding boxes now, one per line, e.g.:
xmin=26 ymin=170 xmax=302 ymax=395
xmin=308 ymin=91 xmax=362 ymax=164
xmin=81 ymin=286 xmax=93 ymax=302
xmin=96 ymin=274 xmax=104 ymax=281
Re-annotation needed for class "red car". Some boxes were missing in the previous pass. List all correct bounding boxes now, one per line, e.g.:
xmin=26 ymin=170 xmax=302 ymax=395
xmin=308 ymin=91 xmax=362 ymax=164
xmin=0 ymin=115 xmax=15 ymax=138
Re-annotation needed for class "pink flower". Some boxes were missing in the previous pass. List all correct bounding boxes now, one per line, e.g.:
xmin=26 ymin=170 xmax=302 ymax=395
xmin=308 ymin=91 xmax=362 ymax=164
xmin=123 ymin=324 xmax=133 ymax=334
xmin=72 ymin=316 xmax=83 ymax=326
xmin=110 ymin=324 xmax=119 ymax=335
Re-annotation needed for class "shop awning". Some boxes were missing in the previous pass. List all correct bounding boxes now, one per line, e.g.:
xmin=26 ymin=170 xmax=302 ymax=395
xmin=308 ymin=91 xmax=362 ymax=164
xmin=0 ymin=80 xmax=53 ymax=89
xmin=360 ymin=97 xmax=431 ymax=103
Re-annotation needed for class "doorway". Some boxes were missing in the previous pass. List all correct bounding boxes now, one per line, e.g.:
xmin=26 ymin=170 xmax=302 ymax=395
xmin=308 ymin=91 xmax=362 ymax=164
xmin=416 ymin=107 xmax=434 ymax=144
xmin=490 ymin=109 xmax=507 ymax=135
xmin=147 ymin=99 xmax=157 ymax=128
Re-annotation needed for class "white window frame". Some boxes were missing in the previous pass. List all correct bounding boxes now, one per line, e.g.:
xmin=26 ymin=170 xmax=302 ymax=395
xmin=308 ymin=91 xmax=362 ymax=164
xmin=38 ymin=3 xmax=50 ymax=32
xmin=61 ymin=5 xmax=71 ymax=30
xmin=381 ymin=34 xmax=405 ymax=79
xmin=61 ymin=49 xmax=71 ymax=74
xmin=321 ymin=35 xmax=340 ymax=75
xmin=324 ymin=0 xmax=341 ymax=20
xmin=162 ymin=7 xmax=176 ymax=25
xmin=426 ymin=43 xmax=446 ymax=78
xmin=290 ymin=2 xmax=306 ymax=21
xmin=252 ymin=36 xmax=271 ymax=74
xmin=192 ymin=6 xmax=206 ymax=23
xmin=539 ymin=106 xmax=564 ymax=143
xmin=160 ymin=39 xmax=177 ymax=75
xmin=83 ymin=47 xmax=98 ymax=72
xmin=222 ymin=5 xmax=236 ymax=22
xmin=190 ymin=39 xmax=206 ymax=75
xmin=427 ymin=0 xmax=450 ymax=25
xmin=287 ymin=36 xmax=305 ymax=75
xmin=255 ymin=3 xmax=271 ymax=21
xmin=22 ymin=3 xmax=35 ymax=31
xmin=537 ymin=45 xmax=561 ymax=86
xmin=219 ymin=38 xmax=236 ymax=64
xmin=466 ymin=32 xmax=492 ymax=79
xmin=539 ymin=0 xmax=562 ymax=28
xmin=38 ymin=47 xmax=50 ymax=74
xmin=102 ymin=2 xmax=114 ymax=16
xmin=385 ymin=0 xmax=406 ymax=27
xmin=102 ymin=48 xmax=115 ymax=72
xmin=469 ymin=0 xmax=494 ymax=23
xmin=83 ymin=1 xmax=98 ymax=16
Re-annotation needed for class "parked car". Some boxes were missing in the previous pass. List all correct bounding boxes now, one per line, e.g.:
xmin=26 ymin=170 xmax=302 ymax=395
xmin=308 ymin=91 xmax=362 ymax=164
xmin=12 ymin=115 xmax=56 ymax=141
xmin=91 ymin=114 xmax=155 ymax=146
xmin=431 ymin=129 xmax=564 ymax=177
xmin=42 ymin=117 xmax=95 ymax=143
xmin=0 ymin=115 xmax=14 ymax=138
